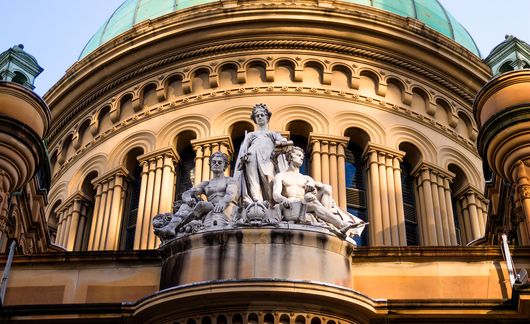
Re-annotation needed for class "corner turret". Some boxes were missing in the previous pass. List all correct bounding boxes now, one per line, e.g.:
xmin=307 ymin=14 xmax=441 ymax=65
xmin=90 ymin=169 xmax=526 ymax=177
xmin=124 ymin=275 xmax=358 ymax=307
xmin=484 ymin=35 xmax=530 ymax=76
xmin=0 ymin=44 xmax=43 ymax=90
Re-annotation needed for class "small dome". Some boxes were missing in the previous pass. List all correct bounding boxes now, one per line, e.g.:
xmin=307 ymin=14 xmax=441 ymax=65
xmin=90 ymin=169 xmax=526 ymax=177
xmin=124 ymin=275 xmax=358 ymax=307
xmin=79 ymin=0 xmax=480 ymax=59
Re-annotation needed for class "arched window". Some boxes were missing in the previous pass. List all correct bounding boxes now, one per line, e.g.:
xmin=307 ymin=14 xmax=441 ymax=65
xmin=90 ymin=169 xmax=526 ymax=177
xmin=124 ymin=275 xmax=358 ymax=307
xmin=286 ymin=120 xmax=312 ymax=175
xmin=264 ymin=313 xmax=274 ymax=324
xmin=121 ymin=148 xmax=144 ymax=250
xmin=76 ymin=171 xmax=98 ymax=250
xmin=247 ymin=313 xmax=259 ymax=324
xmin=344 ymin=127 xmax=369 ymax=245
xmin=499 ymin=61 xmax=514 ymax=74
xmin=11 ymin=71 xmax=28 ymax=85
xmin=448 ymin=164 xmax=470 ymax=245
xmin=232 ymin=314 xmax=243 ymax=324
xmin=229 ymin=121 xmax=254 ymax=176
xmin=175 ymin=131 xmax=197 ymax=199
xmin=399 ymin=142 xmax=422 ymax=246
xmin=47 ymin=200 xmax=62 ymax=244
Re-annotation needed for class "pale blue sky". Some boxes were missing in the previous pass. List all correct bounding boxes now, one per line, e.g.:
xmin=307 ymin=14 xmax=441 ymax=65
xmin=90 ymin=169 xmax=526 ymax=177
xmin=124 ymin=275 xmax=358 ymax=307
xmin=2 ymin=0 xmax=529 ymax=96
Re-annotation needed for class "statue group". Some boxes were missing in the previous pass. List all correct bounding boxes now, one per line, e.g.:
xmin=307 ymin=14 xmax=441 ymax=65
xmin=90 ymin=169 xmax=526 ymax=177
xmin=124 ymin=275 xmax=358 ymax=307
xmin=153 ymin=104 xmax=366 ymax=245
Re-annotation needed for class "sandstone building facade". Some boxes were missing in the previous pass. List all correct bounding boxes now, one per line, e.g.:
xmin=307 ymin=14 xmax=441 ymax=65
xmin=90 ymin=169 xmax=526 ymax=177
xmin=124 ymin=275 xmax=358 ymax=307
xmin=1 ymin=0 xmax=530 ymax=322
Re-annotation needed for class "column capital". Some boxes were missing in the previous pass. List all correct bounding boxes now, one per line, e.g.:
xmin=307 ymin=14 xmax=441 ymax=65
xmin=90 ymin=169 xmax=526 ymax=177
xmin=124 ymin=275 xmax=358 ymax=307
xmin=138 ymin=147 xmax=180 ymax=164
xmin=92 ymin=166 xmax=130 ymax=186
xmin=362 ymin=143 xmax=405 ymax=161
xmin=308 ymin=133 xmax=349 ymax=146
xmin=453 ymin=184 xmax=485 ymax=201
xmin=57 ymin=191 xmax=94 ymax=213
xmin=191 ymin=135 xmax=234 ymax=154
xmin=411 ymin=161 xmax=455 ymax=180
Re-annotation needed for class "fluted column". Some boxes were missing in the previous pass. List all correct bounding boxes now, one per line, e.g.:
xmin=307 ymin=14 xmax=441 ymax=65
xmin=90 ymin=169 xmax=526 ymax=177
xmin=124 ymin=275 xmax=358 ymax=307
xmin=337 ymin=143 xmax=347 ymax=209
xmin=363 ymin=144 xmax=406 ymax=246
xmin=134 ymin=148 xmax=179 ymax=250
xmin=412 ymin=163 xmax=457 ymax=246
xmin=308 ymin=134 xmax=349 ymax=208
xmin=321 ymin=141 xmax=330 ymax=185
xmin=310 ymin=140 xmax=321 ymax=182
xmin=453 ymin=186 xmax=488 ymax=244
xmin=193 ymin=146 xmax=203 ymax=185
xmin=192 ymin=136 xmax=234 ymax=182
xmin=54 ymin=193 xmax=92 ymax=251
xmin=87 ymin=168 xmax=129 ymax=251
xmin=74 ymin=200 xmax=91 ymax=251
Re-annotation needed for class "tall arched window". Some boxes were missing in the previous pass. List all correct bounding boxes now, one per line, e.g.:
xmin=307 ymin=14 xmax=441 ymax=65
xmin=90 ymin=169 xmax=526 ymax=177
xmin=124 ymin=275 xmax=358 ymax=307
xmin=399 ymin=142 xmax=422 ymax=246
xmin=229 ymin=121 xmax=254 ymax=176
xmin=76 ymin=171 xmax=98 ymax=250
xmin=448 ymin=164 xmax=470 ymax=245
xmin=344 ymin=127 xmax=369 ymax=245
xmin=286 ymin=120 xmax=312 ymax=175
xmin=175 ymin=131 xmax=196 ymax=199
xmin=121 ymin=148 xmax=144 ymax=250
xmin=47 ymin=200 xmax=62 ymax=244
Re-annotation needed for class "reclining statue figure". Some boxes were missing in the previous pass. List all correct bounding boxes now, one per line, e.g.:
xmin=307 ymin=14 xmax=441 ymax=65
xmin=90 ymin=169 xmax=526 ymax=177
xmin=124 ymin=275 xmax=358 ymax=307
xmin=272 ymin=146 xmax=366 ymax=239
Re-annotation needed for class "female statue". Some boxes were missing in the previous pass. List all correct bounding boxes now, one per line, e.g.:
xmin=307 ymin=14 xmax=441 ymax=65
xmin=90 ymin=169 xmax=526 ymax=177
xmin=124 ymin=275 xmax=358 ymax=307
xmin=234 ymin=103 xmax=290 ymax=206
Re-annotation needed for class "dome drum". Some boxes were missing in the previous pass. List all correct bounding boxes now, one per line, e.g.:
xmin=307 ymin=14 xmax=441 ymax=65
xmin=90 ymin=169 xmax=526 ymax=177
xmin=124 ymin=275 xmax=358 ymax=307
xmin=45 ymin=1 xmax=489 ymax=120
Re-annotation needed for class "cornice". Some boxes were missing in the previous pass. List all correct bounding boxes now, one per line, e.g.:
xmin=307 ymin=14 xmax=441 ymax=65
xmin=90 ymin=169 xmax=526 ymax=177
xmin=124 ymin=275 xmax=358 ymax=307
xmin=48 ymin=39 xmax=481 ymax=141
xmin=45 ymin=2 xmax=489 ymax=140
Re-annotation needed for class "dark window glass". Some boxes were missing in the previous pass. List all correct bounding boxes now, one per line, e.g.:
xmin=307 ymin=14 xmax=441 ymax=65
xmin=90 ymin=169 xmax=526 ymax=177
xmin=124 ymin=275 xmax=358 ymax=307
xmin=401 ymin=160 xmax=418 ymax=245
xmin=345 ymin=142 xmax=367 ymax=245
xmin=124 ymin=164 xmax=142 ymax=250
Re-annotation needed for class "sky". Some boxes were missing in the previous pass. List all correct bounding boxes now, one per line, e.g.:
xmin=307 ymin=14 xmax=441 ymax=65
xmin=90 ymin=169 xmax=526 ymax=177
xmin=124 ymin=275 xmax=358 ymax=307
xmin=1 ymin=0 xmax=529 ymax=96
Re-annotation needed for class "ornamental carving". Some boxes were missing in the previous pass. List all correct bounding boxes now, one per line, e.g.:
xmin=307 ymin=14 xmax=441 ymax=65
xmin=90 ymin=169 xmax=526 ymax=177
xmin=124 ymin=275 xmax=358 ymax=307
xmin=153 ymin=104 xmax=367 ymax=246
xmin=519 ymin=184 xmax=530 ymax=199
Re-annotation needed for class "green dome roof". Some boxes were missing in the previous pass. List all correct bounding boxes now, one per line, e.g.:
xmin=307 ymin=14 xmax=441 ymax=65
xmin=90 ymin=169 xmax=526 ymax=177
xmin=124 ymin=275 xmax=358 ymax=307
xmin=79 ymin=0 xmax=480 ymax=59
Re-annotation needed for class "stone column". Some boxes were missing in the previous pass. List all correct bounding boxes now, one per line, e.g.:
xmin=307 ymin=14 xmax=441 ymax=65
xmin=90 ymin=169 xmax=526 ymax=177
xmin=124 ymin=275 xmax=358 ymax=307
xmin=310 ymin=140 xmax=321 ymax=182
xmin=363 ymin=144 xmax=406 ymax=246
xmin=412 ymin=163 xmax=457 ymax=246
xmin=513 ymin=161 xmax=530 ymax=245
xmin=453 ymin=186 xmax=488 ymax=244
xmin=308 ymin=134 xmax=349 ymax=208
xmin=193 ymin=146 xmax=203 ymax=186
xmin=54 ymin=193 xmax=92 ymax=251
xmin=87 ymin=168 xmax=129 ymax=251
xmin=134 ymin=148 xmax=179 ymax=250
xmin=192 ymin=136 xmax=234 ymax=183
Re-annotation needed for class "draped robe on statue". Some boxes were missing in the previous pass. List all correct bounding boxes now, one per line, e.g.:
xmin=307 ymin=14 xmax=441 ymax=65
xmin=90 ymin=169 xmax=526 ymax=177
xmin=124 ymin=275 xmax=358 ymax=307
xmin=234 ymin=130 xmax=288 ymax=206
